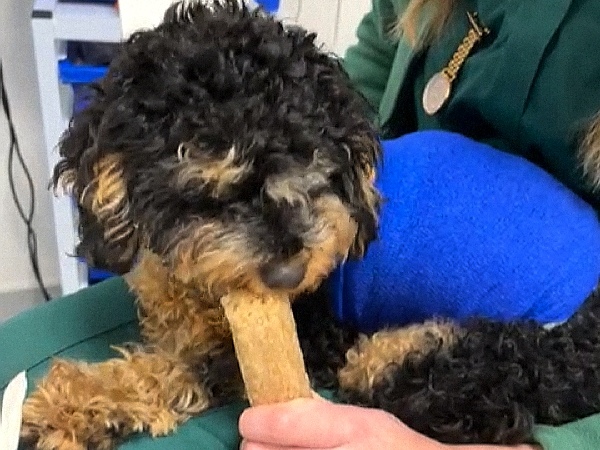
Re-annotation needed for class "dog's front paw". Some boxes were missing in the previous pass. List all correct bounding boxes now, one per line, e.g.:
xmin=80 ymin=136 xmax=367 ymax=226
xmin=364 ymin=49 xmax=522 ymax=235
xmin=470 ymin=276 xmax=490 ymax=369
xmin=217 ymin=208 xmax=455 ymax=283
xmin=20 ymin=423 xmax=86 ymax=450
xmin=19 ymin=361 xmax=118 ymax=450
xmin=19 ymin=350 xmax=212 ymax=450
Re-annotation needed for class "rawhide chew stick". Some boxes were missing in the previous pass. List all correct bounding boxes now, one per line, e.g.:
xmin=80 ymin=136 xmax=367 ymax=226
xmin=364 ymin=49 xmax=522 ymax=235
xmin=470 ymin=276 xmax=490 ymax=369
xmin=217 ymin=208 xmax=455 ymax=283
xmin=221 ymin=291 xmax=312 ymax=406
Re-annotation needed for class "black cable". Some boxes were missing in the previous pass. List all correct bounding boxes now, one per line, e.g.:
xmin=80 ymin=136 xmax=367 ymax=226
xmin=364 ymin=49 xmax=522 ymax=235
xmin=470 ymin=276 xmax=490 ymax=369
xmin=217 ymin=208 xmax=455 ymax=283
xmin=1 ymin=60 xmax=51 ymax=301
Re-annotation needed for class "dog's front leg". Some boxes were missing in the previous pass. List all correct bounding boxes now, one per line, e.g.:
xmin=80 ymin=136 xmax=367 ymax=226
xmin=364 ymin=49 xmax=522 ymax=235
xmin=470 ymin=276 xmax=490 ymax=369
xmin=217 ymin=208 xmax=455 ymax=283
xmin=21 ymin=251 xmax=243 ymax=450
xmin=20 ymin=347 xmax=213 ymax=450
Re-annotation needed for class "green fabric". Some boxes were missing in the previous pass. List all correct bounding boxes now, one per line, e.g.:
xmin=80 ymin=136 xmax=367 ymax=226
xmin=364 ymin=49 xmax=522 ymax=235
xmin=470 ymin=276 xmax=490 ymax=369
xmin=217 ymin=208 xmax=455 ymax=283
xmin=0 ymin=277 xmax=139 ymax=392
xmin=2 ymin=278 xmax=600 ymax=449
xmin=343 ymin=0 xmax=600 ymax=209
xmin=533 ymin=416 xmax=600 ymax=450
xmin=0 ymin=278 xmax=245 ymax=449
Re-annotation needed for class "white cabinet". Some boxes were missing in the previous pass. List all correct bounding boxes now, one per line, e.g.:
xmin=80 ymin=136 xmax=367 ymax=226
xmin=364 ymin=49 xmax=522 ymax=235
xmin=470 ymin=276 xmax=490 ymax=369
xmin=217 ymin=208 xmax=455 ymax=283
xmin=32 ymin=0 xmax=122 ymax=296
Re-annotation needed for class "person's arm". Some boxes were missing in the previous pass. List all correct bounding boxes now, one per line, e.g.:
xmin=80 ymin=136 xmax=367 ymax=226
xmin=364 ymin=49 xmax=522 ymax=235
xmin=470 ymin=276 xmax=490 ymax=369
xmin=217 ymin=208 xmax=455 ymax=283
xmin=342 ymin=0 xmax=401 ymax=117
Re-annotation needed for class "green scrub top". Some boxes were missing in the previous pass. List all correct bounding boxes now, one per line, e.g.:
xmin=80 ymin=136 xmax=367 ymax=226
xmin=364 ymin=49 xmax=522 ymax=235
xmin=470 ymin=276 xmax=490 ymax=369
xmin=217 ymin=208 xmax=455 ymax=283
xmin=343 ymin=0 xmax=600 ymax=209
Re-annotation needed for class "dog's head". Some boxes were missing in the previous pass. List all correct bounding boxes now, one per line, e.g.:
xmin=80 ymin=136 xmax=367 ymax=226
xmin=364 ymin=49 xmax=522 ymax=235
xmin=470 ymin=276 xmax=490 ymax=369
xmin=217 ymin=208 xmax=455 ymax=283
xmin=54 ymin=0 xmax=381 ymax=297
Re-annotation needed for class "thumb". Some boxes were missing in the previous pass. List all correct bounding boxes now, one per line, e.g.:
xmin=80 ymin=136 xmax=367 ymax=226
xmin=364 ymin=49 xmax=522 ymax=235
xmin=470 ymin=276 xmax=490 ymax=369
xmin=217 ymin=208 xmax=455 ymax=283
xmin=239 ymin=398 xmax=353 ymax=448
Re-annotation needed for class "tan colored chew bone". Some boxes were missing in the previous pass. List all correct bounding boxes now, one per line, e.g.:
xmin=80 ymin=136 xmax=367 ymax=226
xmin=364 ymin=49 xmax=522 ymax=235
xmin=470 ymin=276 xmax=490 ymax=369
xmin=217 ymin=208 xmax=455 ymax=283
xmin=221 ymin=291 xmax=312 ymax=405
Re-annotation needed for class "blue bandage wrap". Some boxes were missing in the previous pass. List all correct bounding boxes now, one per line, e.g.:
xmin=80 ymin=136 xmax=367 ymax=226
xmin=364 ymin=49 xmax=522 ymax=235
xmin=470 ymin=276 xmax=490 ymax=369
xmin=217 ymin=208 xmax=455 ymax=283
xmin=331 ymin=131 xmax=600 ymax=333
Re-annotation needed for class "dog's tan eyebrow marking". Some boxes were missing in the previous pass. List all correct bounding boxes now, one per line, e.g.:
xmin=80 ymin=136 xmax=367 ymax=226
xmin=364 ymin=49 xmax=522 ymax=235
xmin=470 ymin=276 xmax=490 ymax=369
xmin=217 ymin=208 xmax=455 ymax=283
xmin=177 ymin=143 xmax=190 ymax=162
xmin=176 ymin=144 xmax=253 ymax=197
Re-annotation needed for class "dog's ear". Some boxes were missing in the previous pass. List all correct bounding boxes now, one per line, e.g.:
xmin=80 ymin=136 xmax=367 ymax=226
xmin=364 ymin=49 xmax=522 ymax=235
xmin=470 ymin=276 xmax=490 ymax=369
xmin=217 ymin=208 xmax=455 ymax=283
xmin=53 ymin=111 xmax=139 ymax=275
xmin=340 ymin=133 xmax=382 ymax=260
xmin=303 ymin=52 xmax=382 ymax=260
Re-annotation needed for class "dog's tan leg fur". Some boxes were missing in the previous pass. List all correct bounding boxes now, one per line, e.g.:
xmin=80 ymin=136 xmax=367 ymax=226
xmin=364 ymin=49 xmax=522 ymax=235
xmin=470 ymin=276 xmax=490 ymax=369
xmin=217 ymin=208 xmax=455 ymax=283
xmin=21 ymin=252 xmax=234 ymax=450
xmin=21 ymin=348 xmax=209 ymax=450
xmin=129 ymin=251 xmax=231 ymax=357
xmin=338 ymin=321 xmax=463 ymax=394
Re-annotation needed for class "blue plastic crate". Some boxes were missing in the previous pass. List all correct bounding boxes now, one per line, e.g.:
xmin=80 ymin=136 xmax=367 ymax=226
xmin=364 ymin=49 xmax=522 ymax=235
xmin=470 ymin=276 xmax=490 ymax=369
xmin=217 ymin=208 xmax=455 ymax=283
xmin=88 ymin=267 xmax=116 ymax=284
xmin=257 ymin=0 xmax=279 ymax=12
xmin=58 ymin=59 xmax=108 ymax=85
xmin=58 ymin=0 xmax=115 ymax=4
xmin=58 ymin=60 xmax=109 ymax=115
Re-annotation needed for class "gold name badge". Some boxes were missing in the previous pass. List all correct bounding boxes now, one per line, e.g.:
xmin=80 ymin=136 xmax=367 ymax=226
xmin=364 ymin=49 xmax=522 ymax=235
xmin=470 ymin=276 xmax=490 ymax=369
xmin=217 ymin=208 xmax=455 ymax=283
xmin=423 ymin=12 xmax=490 ymax=116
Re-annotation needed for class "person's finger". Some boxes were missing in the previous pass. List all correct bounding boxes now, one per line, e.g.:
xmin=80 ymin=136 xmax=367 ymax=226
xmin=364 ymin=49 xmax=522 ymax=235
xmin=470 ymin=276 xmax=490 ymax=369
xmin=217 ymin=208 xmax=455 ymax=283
xmin=240 ymin=439 xmax=277 ymax=450
xmin=311 ymin=389 xmax=324 ymax=400
xmin=239 ymin=399 xmax=354 ymax=448
xmin=240 ymin=439 xmax=318 ymax=450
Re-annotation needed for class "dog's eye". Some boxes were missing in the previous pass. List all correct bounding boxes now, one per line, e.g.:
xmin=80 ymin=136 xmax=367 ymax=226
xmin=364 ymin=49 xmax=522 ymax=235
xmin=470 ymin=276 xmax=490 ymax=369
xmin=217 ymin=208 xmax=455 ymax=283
xmin=177 ymin=143 xmax=190 ymax=162
xmin=176 ymin=141 xmax=231 ymax=162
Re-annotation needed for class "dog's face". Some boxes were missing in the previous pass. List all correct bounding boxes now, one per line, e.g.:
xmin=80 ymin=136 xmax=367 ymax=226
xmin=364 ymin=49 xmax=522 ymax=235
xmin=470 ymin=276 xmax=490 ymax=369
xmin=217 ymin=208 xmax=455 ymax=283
xmin=54 ymin=1 xmax=381 ymax=297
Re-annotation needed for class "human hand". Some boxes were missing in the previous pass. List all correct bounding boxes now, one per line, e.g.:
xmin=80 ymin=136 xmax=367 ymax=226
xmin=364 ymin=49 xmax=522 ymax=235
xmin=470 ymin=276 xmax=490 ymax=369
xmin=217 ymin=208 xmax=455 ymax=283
xmin=238 ymin=397 xmax=542 ymax=450
xmin=238 ymin=397 xmax=444 ymax=450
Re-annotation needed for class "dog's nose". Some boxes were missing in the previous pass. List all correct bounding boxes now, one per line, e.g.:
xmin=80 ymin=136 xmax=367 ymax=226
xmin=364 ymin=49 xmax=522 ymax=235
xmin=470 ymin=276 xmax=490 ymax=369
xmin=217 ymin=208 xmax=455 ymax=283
xmin=260 ymin=257 xmax=307 ymax=290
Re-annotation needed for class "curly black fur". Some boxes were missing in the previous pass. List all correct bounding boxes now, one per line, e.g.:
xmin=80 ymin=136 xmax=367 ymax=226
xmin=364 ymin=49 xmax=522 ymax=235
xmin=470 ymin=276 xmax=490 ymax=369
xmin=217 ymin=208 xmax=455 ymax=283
xmin=192 ymin=341 xmax=245 ymax=408
xmin=54 ymin=0 xmax=380 ymax=278
xmin=325 ymin=289 xmax=600 ymax=445
xmin=294 ymin=286 xmax=359 ymax=389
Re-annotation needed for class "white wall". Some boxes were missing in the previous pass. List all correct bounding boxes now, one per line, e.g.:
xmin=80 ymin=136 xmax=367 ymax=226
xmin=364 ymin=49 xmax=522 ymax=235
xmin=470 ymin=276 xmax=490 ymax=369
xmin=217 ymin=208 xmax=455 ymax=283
xmin=0 ymin=0 xmax=60 ymax=294
xmin=118 ymin=0 xmax=371 ymax=53
xmin=279 ymin=0 xmax=371 ymax=55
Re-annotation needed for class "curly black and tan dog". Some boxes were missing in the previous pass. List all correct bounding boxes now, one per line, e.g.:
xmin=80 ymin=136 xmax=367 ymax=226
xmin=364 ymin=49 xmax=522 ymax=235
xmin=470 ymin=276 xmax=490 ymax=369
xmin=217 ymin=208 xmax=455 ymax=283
xmin=21 ymin=1 xmax=600 ymax=449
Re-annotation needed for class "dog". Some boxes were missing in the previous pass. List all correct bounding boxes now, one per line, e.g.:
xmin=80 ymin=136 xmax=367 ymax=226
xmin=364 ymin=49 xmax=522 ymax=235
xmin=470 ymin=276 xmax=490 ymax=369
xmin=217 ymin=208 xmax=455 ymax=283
xmin=21 ymin=1 xmax=600 ymax=448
